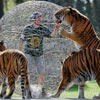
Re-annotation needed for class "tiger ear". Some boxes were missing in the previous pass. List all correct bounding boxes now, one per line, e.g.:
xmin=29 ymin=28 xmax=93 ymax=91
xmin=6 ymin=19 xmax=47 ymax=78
xmin=69 ymin=7 xmax=73 ymax=11
xmin=61 ymin=60 xmax=63 ymax=65
xmin=66 ymin=8 xmax=70 ymax=12
xmin=68 ymin=6 xmax=72 ymax=8
xmin=0 ymin=40 xmax=4 ymax=45
xmin=65 ymin=6 xmax=72 ymax=12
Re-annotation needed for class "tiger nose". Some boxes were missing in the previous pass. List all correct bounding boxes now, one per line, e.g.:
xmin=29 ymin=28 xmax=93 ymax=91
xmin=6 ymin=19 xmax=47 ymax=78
xmin=55 ymin=14 xmax=60 ymax=19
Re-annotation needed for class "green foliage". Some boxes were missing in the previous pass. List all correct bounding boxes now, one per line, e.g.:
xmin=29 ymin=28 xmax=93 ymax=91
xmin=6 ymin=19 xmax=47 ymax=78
xmin=3 ymin=0 xmax=16 ymax=13
xmin=3 ymin=0 xmax=28 ymax=13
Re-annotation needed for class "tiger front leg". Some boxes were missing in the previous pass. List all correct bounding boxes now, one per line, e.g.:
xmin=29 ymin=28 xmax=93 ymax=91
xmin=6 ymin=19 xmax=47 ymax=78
xmin=50 ymin=66 xmax=71 ymax=98
xmin=92 ymin=93 xmax=100 ymax=99
xmin=78 ymin=83 xmax=85 ymax=99
xmin=61 ymin=29 xmax=75 ymax=39
xmin=52 ymin=79 xmax=70 ymax=98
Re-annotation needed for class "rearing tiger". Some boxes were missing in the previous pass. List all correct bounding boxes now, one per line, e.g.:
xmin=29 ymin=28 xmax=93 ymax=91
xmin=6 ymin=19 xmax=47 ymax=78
xmin=51 ymin=48 xmax=100 ymax=99
xmin=51 ymin=6 xmax=100 ymax=98
xmin=0 ymin=40 xmax=32 ymax=99
xmin=52 ymin=6 xmax=100 ymax=49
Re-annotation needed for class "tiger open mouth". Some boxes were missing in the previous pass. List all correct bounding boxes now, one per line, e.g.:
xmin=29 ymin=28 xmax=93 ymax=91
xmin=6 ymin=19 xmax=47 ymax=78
xmin=55 ymin=18 xmax=70 ymax=28
xmin=55 ymin=14 xmax=63 ymax=24
xmin=55 ymin=19 xmax=62 ymax=24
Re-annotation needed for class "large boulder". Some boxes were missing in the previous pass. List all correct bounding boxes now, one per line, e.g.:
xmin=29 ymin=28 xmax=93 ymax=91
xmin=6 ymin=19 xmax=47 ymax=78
xmin=0 ymin=0 xmax=78 ymax=94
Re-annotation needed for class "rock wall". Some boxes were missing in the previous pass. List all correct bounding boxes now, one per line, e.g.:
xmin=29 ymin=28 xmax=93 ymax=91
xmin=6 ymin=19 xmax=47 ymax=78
xmin=0 ymin=1 xmax=78 ymax=93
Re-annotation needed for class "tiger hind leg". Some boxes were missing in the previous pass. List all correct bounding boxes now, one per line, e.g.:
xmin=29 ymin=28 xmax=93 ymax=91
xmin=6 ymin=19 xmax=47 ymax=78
xmin=78 ymin=83 xmax=85 ymax=99
xmin=92 ymin=75 xmax=100 ymax=99
xmin=4 ymin=76 xmax=15 ymax=99
xmin=50 ymin=65 xmax=73 ymax=98
xmin=92 ymin=93 xmax=100 ymax=99
xmin=0 ymin=82 xmax=7 ymax=98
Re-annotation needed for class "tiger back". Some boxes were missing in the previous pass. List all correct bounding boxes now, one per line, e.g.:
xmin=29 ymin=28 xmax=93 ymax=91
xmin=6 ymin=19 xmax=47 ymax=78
xmin=51 ymin=48 xmax=100 ymax=99
xmin=0 ymin=41 xmax=32 ymax=99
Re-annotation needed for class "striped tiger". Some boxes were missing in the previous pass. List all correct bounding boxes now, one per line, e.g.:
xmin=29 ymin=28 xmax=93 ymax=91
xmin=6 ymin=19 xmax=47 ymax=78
xmin=53 ymin=6 xmax=100 ymax=49
xmin=51 ymin=48 xmax=100 ymax=99
xmin=52 ymin=6 xmax=100 ymax=98
xmin=0 ymin=40 xmax=32 ymax=99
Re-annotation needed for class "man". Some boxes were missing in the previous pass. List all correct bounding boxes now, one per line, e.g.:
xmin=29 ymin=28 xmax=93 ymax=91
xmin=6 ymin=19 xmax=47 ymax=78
xmin=19 ymin=12 xmax=58 ymax=96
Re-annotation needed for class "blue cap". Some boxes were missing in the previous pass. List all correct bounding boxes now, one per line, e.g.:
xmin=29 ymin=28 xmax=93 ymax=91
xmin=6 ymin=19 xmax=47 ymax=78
xmin=30 ymin=12 xmax=42 ymax=20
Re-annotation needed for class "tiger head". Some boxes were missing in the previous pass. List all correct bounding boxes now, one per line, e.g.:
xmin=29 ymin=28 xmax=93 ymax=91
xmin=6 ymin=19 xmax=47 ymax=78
xmin=55 ymin=6 xmax=87 ymax=28
xmin=0 ymin=40 xmax=7 ymax=51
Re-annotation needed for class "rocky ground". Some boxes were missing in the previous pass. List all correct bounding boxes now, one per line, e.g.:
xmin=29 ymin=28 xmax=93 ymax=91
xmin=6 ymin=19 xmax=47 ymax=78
xmin=0 ymin=0 xmax=79 ymax=96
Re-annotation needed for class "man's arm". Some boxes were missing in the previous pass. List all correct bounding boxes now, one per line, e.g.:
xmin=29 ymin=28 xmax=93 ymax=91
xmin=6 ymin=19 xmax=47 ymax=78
xmin=43 ymin=24 xmax=60 ymax=38
xmin=19 ymin=40 xmax=24 ymax=51
xmin=51 ymin=25 xmax=60 ymax=38
xmin=18 ymin=26 xmax=29 ymax=51
xmin=18 ymin=29 xmax=26 ymax=51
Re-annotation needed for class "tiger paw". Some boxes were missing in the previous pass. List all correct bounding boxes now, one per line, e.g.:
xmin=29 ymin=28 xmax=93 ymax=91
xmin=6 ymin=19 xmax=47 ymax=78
xmin=0 ymin=94 xmax=3 ymax=98
xmin=48 ymin=94 xmax=58 ymax=98
xmin=4 ymin=96 xmax=11 ymax=99
xmin=92 ymin=95 xmax=100 ymax=99
xmin=61 ymin=29 xmax=67 ymax=37
xmin=78 ymin=95 xmax=85 ymax=99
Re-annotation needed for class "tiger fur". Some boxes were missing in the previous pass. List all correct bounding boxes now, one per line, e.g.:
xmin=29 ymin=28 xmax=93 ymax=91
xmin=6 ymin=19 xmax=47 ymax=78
xmin=0 ymin=40 xmax=32 ymax=99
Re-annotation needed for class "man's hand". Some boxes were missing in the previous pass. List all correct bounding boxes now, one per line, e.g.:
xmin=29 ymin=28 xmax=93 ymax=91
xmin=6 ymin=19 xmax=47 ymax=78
xmin=55 ymin=25 xmax=60 ymax=30
xmin=51 ymin=24 xmax=60 ymax=38
xmin=19 ymin=40 xmax=24 ymax=51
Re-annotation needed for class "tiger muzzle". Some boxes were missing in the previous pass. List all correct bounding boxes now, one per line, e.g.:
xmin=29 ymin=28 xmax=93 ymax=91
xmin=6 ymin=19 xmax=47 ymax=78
xmin=55 ymin=15 xmax=62 ymax=23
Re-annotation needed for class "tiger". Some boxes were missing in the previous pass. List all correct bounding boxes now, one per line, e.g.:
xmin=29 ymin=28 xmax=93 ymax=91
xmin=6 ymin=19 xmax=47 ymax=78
xmin=53 ymin=6 xmax=100 ymax=49
xmin=51 ymin=48 xmax=100 ymax=99
xmin=52 ymin=6 xmax=100 ymax=98
xmin=0 ymin=40 xmax=32 ymax=99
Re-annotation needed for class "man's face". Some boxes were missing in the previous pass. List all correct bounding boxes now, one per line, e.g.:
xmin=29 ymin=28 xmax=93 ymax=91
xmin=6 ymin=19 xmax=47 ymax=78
xmin=33 ymin=16 xmax=42 ymax=26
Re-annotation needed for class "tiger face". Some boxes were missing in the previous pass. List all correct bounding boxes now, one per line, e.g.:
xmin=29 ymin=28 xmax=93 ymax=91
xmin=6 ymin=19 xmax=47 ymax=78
xmin=55 ymin=6 xmax=80 ymax=26
xmin=55 ymin=7 xmax=87 ymax=34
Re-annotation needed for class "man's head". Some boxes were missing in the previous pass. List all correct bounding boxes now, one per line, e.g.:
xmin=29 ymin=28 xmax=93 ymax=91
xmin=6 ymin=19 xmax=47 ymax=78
xmin=30 ymin=12 xmax=42 ymax=26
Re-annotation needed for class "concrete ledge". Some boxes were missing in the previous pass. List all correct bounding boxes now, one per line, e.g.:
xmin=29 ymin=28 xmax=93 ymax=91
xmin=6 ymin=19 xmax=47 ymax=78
xmin=7 ymin=97 xmax=94 ymax=100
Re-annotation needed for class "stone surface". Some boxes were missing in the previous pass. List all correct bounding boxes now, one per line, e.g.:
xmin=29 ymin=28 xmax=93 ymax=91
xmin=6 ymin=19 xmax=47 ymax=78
xmin=0 ymin=0 xmax=78 ymax=95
